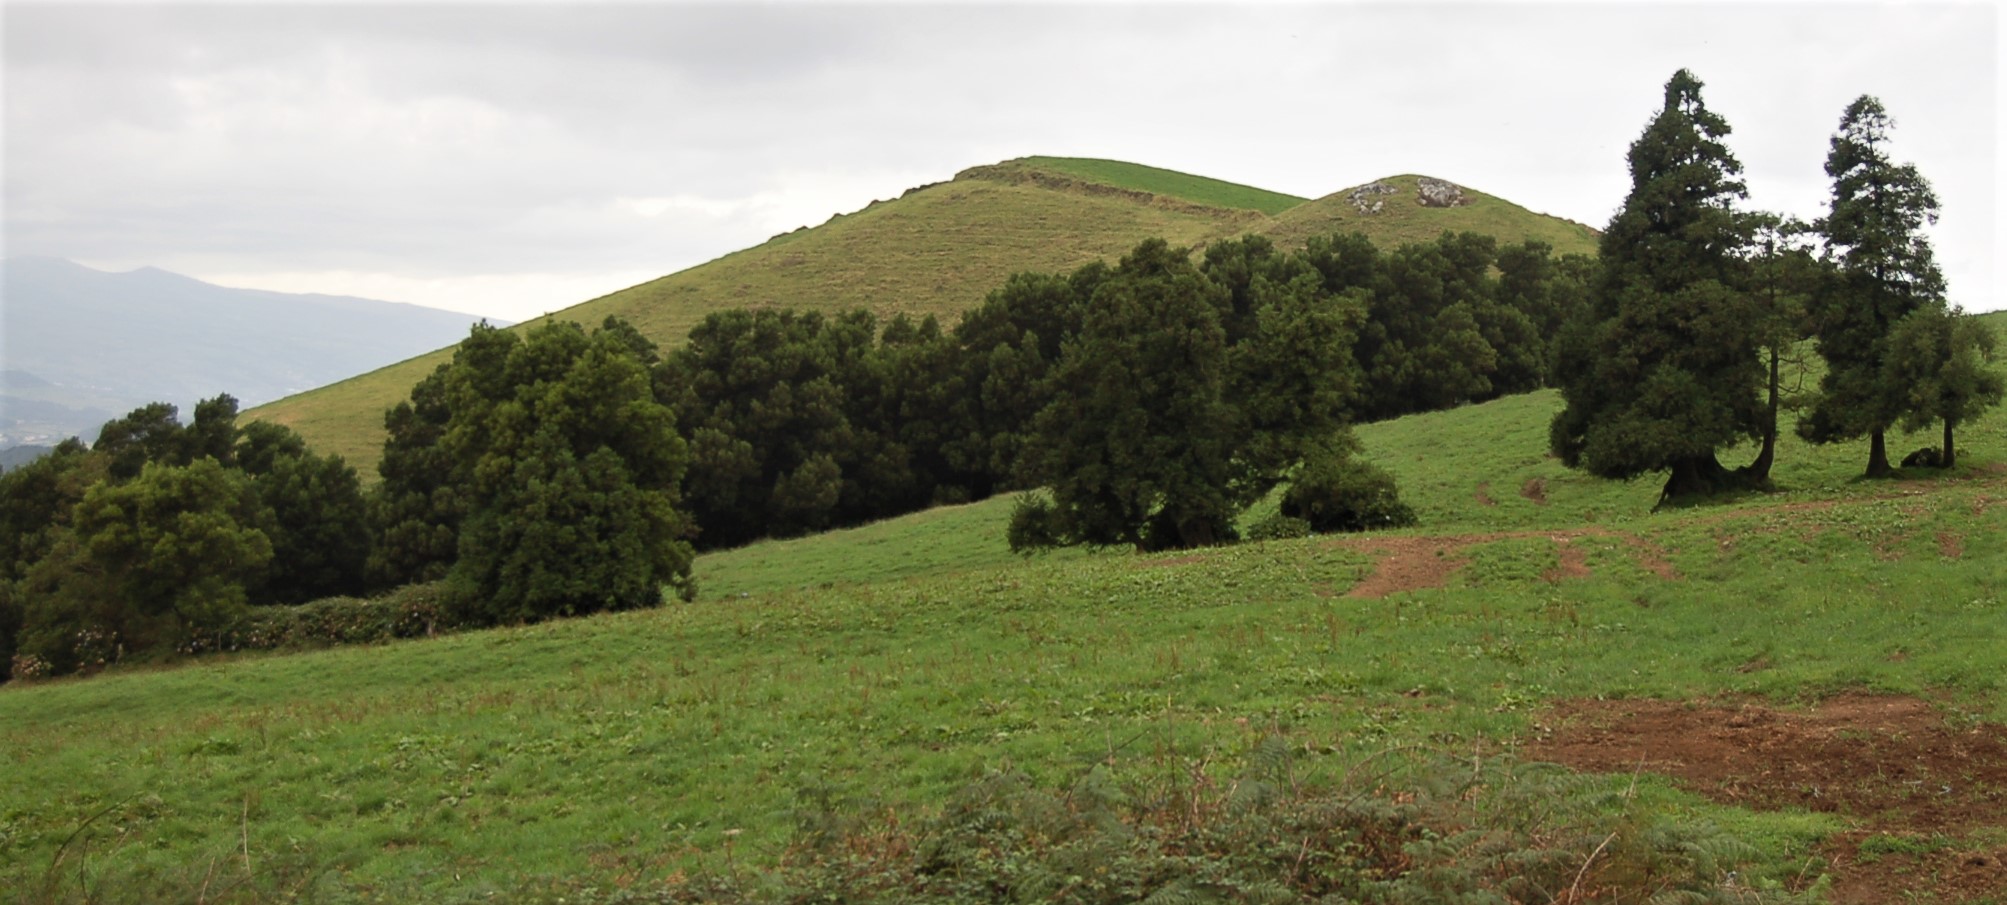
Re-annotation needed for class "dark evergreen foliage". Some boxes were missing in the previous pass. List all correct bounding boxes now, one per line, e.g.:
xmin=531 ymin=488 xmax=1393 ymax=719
xmin=664 ymin=230 xmax=1578 ymax=553
xmin=1013 ymin=239 xmax=1364 ymax=551
xmin=1550 ymin=69 xmax=1767 ymax=501
xmin=1800 ymin=95 xmax=1949 ymax=477
xmin=367 ymin=361 xmax=465 ymax=589
xmin=238 ymin=422 xmax=371 ymax=604
xmin=1281 ymin=445 xmax=1418 ymax=533
xmin=1882 ymin=305 xmax=2005 ymax=469
xmin=426 ymin=319 xmax=697 ymax=623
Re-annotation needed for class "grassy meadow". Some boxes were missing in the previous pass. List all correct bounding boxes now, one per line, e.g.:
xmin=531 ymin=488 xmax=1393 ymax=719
xmin=245 ymin=158 xmax=1604 ymax=477
xmin=9 ymin=327 xmax=2007 ymax=900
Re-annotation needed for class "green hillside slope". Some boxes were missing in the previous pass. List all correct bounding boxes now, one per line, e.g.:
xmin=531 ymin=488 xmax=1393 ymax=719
xmin=9 ymin=369 xmax=2005 ymax=900
xmin=248 ymin=160 xmax=1601 ymax=474
xmin=984 ymin=156 xmax=1310 ymax=215
xmin=1255 ymin=174 xmax=1601 ymax=257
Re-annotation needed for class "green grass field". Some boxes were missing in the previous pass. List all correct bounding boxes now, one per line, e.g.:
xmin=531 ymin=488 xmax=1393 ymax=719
xmin=245 ymin=158 xmax=1604 ymax=478
xmin=9 ymin=317 xmax=2006 ymax=900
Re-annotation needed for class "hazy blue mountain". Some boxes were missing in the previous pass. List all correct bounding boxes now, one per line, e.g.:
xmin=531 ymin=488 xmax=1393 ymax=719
xmin=1 ymin=257 xmax=501 ymax=447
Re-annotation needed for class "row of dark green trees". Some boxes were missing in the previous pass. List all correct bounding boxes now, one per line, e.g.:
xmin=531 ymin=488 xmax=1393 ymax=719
xmin=0 ymin=225 xmax=1595 ymax=680
xmin=1551 ymin=71 xmax=2001 ymax=501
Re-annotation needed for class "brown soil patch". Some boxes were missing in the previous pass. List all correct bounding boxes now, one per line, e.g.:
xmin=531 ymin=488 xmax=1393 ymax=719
xmin=1541 ymin=538 xmax=1590 ymax=582
xmin=1473 ymin=482 xmax=1496 ymax=507
xmin=1617 ymin=535 xmax=1677 ymax=580
xmin=1519 ymin=477 xmax=1548 ymax=505
xmin=1338 ymin=536 xmax=1475 ymax=598
xmin=1820 ymin=832 xmax=2007 ymax=905
xmin=1528 ymin=695 xmax=2007 ymax=902
xmin=1938 ymin=531 xmax=1965 ymax=560
xmin=1328 ymin=529 xmax=1677 ymax=598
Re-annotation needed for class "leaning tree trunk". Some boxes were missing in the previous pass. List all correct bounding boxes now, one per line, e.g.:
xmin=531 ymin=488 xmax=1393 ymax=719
xmin=1942 ymin=418 xmax=1958 ymax=469
xmin=1866 ymin=429 xmax=1895 ymax=478
xmin=1745 ymin=347 xmax=1781 ymax=482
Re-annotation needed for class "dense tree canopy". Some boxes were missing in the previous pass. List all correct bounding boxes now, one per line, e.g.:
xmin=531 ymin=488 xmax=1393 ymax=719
xmin=238 ymin=421 xmax=371 ymax=605
xmin=396 ymin=318 xmax=697 ymax=622
xmin=2 ymin=395 xmax=376 ymax=677
xmin=1011 ymin=238 xmax=1364 ymax=551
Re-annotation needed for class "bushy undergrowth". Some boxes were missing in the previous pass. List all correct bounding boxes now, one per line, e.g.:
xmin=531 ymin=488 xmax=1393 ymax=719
xmin=1281 ymin=456 xmax=1418 ymax=534
xmin=537 ymin=742 xmax=1806 ymax=905
xmin=197 ymin=582 xmax=458 ymax=655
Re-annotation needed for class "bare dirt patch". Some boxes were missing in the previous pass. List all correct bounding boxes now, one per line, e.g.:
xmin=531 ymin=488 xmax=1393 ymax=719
xmin=1938 ymin=531 xmax=1965 ymax=560
xmin=1819 ymin=831 xmax=2007 ymax=905
xmin=1474 ymin=482 xmax=1497 ymax=507
xmin=1328 ymin=529 xmax=1676 ymax=598
xmin=1527 ymin=695 xmax=2007 ymax=903
xmin=1336 ymin=536 xmax=1475 ymax=598
xmin=1541 ymin=538 xmax=1590 ymax=583
xmin=1519 ymin=477 xmax=1548 ymax=505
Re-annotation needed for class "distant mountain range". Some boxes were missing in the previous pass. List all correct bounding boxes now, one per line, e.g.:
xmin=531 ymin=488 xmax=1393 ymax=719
xmin=0 ymin=257 xmax=502 ymax=449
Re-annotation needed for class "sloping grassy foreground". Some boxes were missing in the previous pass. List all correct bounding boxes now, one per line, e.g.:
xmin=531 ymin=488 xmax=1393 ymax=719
xmin=7 ymin=379 xmax=2007 ymax=901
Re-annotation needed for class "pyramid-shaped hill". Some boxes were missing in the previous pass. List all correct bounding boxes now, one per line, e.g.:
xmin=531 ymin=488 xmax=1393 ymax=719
xmin=247 ymin=160 xmax=1598 ymax=474
xmin=1252 ymin=174 xmax=1600 ymax=257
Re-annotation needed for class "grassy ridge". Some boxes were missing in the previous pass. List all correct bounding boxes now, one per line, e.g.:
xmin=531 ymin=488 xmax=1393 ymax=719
xmin=1006 ymin=156 xmax=1309 ymax=215
xmin=19 ymin=362 xmax=2001 ymax=897
xmin=246 ymin=159 xmax=1605 ymax=476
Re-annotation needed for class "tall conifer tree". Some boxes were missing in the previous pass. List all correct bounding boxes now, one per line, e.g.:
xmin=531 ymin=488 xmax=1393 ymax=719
xmin=1550 ymin=69 xmax=1765 ymax=501
xmin=1799 ymin=95 xmax=1946 ymax=477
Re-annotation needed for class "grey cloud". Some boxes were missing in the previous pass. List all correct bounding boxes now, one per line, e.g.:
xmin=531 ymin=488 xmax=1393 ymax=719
xmin=3 ymin=2 xmax=1997 ymax=312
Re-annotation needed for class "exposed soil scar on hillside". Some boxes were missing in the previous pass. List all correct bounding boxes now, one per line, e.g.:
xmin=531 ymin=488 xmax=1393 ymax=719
xmin=1541 ymin=538 xmax=1590 ymax=582
xmin=1528 ymin=694 xmax=2007 ymax=904
xmin=1519 ymin=477 xmax=1548 ymax=505
xmin=1473 ymin=482 xmax=1496 ymax=507
xmin=1938 ymin=531 xmax=1964 ymax=559
xmin=1329 ymin=528 xmax=1676 ymax=598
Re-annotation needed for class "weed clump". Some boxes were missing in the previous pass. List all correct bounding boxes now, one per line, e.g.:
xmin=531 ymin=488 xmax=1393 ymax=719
xmin=540 ymin=742 xmax=1808 ymax=904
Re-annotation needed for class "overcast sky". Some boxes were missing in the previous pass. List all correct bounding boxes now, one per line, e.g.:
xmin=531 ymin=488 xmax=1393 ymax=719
xmin=4 ymin=1 xmax=1999 ymax=321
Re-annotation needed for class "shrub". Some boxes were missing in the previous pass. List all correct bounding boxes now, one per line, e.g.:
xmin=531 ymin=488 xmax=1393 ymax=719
xmin=190 ymin=582 xmax=457 ymax=655
xmin=1243 ymin=513 xmax=1311 ymax=541
xmin=1281 ymin=454 xmax=1417 ymax=533
xmin=1005 ymin=492 xmax=1064 ymax=554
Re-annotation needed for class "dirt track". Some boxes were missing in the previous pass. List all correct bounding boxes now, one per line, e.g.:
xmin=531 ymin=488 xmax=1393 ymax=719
xmin=1528 ymin=695 xmax=2007 ymax=903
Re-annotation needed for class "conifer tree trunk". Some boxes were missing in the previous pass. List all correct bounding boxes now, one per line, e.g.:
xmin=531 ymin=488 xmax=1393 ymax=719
xmin=1866 ymin=429 xmax=1893 ymax=477
xmin=1942 ymin=418 xmax=1957 ymax=469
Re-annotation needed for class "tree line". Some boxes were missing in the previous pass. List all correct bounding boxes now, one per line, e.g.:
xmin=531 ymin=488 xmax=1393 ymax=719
xmin=1551 ymin=71 xmax=2001 ymax=502
xmin=0 ymin=226 xmax=1591 ymax=680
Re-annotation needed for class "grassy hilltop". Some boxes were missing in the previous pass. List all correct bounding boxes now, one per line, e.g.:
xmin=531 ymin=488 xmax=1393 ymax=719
xmin=247 ymin=157 xmax=1601 ymax=475
xmin=7 ymin=313 xmax=2005 ymax=899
